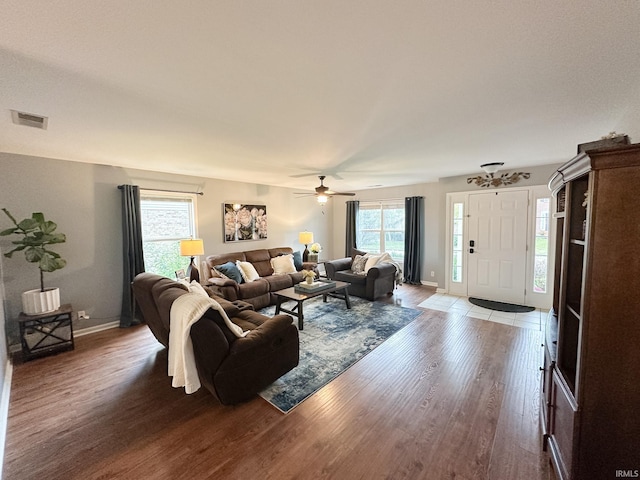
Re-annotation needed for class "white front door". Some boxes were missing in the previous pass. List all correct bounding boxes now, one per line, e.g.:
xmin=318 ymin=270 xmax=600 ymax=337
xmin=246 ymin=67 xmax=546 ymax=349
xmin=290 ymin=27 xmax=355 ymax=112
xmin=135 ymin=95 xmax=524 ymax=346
xmin=467 ymin=190 xmax=529 ymax=304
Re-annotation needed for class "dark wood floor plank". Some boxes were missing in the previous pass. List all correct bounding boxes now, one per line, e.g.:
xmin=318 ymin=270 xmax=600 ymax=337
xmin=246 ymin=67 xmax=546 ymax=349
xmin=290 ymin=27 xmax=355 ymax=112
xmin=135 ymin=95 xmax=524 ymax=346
xmin=3 ymin=285 xmax=551 ymax=480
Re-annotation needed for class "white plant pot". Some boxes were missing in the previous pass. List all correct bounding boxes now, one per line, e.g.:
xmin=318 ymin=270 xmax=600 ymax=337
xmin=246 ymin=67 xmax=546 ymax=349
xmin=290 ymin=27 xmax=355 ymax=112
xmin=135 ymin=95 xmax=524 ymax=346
xmin=22 ymin=288 xmax=61 ymax=315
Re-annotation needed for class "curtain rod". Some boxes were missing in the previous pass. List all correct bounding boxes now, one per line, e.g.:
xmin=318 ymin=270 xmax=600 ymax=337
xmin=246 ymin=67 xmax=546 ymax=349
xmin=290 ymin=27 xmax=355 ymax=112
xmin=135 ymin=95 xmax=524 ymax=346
xmin=118 ymin=185 xmax=204 ymax=196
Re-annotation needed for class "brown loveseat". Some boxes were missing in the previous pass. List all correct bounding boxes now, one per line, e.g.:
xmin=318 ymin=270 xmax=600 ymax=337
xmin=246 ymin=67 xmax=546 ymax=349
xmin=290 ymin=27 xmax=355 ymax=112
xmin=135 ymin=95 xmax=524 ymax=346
xmin=202 ymin=247 xmax=315 ymax=310
xmin=132 ymin=272 xmax=299 ymax=405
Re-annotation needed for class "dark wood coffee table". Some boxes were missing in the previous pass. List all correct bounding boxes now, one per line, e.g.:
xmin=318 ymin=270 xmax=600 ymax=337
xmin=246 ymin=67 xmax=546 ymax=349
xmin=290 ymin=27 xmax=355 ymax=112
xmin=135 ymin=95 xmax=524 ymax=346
xmin=274 ymin=280 xmax=351 ymax=330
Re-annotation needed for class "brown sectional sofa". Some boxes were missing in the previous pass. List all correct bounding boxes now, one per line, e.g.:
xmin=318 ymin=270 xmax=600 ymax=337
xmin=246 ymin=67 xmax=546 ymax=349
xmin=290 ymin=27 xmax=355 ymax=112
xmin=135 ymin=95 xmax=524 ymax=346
xmin=202 ymin=247 xmax=314 ymax=309
xmin=132 ymin=272 xmax=299 ymax=405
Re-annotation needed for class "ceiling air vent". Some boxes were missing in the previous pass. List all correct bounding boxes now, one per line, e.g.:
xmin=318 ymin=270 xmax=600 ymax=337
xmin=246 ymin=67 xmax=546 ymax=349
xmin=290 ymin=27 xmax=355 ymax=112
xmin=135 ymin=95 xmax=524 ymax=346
xmin=11 ymin=110 xmax=48 ymax=130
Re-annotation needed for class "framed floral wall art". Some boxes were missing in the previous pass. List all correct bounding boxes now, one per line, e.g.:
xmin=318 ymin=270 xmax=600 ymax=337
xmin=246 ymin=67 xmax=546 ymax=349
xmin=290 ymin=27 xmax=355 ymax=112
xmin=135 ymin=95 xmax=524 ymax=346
xmin=223 ymin=203 xmax=267 ymax=242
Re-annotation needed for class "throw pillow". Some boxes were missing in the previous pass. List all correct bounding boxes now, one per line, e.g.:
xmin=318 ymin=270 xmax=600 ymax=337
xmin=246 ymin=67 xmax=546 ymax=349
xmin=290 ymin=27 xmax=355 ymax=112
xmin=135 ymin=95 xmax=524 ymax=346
xmin=236 ymin=260 xmax=260 ymax=283
xmin=188 ymin=280 xmax=210 ymax=297
xmin=292 ymin=251 xmax=303 ymax=271
xmin=351 ymin=254 xmax=369 ymax=274
xmin=270 ymin=254 xmax=296 ymax=275
xmin=214 ymin=261 xmax=244 ymax=284
xmin=364 ymin=254 xmax=383 ymax=273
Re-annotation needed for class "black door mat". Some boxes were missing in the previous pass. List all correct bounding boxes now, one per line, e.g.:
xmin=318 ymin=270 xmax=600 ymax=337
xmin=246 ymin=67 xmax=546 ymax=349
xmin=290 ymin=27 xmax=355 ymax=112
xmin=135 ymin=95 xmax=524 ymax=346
xmin=469 ymin=297 xmax=535 ymax=313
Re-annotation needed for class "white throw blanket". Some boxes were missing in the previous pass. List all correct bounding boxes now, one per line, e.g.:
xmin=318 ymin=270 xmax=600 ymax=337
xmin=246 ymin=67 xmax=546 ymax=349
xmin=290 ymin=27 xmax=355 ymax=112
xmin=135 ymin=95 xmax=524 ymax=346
xmin=376 ymin=252 xmax=404 ymax=287
xmin=168 ymin=293 xmax=249 ymax=394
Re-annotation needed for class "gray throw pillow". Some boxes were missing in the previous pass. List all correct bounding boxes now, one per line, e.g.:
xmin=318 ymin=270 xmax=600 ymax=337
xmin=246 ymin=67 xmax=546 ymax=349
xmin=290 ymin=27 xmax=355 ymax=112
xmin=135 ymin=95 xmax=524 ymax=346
xmin=351 ymin=254 xmax=369 ymax=274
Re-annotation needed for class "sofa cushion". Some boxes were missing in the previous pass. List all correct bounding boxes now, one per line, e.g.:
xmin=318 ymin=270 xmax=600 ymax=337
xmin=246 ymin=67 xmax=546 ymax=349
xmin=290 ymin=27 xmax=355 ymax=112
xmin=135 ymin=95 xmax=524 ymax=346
xmin=245 ymin=249 xmax=274 ymax=277
xmin=237 ymin=278 xmax=270 ymax=299
xmin=215 ymin=261 xmax=244 ymax=284
xmin=271 ymin=254 xmax=296 ymax=275
xmin=236 ymin=260 xmax=260 ymax=283
xmin=264 ymin=273 xmax=295 ymax=292
xmin=334 ymin=270 xmax=367 ymax=285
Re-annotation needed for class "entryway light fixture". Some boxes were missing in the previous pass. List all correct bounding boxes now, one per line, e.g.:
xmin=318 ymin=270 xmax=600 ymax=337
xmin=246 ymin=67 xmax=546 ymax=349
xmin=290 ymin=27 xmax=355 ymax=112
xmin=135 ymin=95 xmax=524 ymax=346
xmin=480 ymin=162 xmax=504 ymax=174
xmin=468 ymin=163 xmax=531 ymax=188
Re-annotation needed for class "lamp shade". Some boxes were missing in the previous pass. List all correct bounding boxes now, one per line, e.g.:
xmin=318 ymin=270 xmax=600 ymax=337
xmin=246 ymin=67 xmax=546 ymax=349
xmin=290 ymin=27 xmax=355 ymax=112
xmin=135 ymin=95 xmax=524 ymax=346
xmin=179 ymin=239 xmax=204 ymax=257
xmin=298 ymin=231 xmax=314 ymax=245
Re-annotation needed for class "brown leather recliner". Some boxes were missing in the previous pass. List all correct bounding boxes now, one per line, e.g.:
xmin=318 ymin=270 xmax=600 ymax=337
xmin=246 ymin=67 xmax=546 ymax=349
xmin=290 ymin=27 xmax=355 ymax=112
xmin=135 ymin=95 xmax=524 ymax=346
xmin=132 ymin=272 xmax=299 ymax=405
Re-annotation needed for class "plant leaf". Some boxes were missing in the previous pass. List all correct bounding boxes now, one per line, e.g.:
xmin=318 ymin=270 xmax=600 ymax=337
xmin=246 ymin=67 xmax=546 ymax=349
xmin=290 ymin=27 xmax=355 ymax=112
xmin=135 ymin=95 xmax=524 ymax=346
xmin=0 ymin=227 xmax=18 ymax=236
xmin=17 ymin=218 xmax=38 ymax=231
xmin=41 ymin=220 xmax=57 ymax=234
xmin=24 ymin=247 xmax=44 ymax=263
xmin=40 ymin=254 xmax=66 ymax=272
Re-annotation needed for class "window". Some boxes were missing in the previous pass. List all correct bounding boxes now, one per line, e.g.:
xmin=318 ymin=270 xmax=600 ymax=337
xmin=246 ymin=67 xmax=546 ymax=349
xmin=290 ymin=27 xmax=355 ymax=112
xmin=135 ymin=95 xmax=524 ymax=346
xmin=140 ymin=191 xmax=197 ymax=279
xmin=451 ymin=202 xmax=464 ymax=283
xmin=358 ymin=201 xmax=404 ymax=261
xmin=533 ymin=197 xmax=550 ymax=293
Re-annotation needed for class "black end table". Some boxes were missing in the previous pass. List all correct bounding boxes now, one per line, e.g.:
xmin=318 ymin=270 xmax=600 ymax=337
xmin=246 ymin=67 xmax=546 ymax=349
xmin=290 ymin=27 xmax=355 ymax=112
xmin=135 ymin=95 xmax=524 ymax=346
xmin=18 ymin=304 xmax=74 ymax=361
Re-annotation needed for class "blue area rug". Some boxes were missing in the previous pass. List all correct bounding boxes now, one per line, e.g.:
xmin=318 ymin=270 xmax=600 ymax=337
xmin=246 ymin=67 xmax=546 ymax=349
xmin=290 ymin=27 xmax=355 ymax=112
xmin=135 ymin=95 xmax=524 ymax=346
xmin=258 ymin=297 xmax=422 ymax=413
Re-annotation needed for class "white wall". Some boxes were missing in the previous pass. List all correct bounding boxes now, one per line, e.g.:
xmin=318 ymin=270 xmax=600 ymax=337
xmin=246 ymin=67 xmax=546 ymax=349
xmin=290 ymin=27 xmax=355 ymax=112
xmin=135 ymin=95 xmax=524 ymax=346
xmin=330 ymin=162 xmax=563 ymax=288
xmin=0 ymin=152 xmax=332 ymax=345
xmin=0 ymin=151 xmax=563 ymax=346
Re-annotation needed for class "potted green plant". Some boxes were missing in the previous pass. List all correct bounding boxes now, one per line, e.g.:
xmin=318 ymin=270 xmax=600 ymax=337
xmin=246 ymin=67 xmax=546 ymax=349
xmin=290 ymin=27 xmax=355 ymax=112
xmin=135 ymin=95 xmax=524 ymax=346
xmin=0 ymin=209 xmax=67 ymax=314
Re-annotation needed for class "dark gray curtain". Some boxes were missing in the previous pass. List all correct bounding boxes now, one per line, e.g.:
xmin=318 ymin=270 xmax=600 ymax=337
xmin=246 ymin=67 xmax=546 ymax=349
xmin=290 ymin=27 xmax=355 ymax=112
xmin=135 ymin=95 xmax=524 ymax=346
xmin=119 ymin=185 xmax=145 ymax=327
xmin=345 ymin=200 xmax=359 ymax=257
xmin=404 ymin=196 xmax=423 ymax=284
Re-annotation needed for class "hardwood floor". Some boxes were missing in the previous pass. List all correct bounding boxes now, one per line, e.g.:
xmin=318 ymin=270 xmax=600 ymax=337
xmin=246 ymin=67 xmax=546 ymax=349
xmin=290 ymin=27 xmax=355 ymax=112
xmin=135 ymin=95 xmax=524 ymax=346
xmin=3 ymin=285 xmax=552 ymax=479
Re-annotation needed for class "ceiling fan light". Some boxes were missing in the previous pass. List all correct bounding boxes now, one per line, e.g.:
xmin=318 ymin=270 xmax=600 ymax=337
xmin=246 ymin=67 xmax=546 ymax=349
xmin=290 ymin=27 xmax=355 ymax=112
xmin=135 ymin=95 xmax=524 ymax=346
xmin=480 ymin=162 xmax=504 ymax=174
xmin=317 ymin=194 xmax=328 ymax=204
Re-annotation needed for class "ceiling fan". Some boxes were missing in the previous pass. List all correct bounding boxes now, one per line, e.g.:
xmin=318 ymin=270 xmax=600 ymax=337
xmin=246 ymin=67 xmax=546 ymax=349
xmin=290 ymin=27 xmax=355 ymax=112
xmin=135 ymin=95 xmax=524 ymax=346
xmin=295 ymin=175 xmax=355 ymax=203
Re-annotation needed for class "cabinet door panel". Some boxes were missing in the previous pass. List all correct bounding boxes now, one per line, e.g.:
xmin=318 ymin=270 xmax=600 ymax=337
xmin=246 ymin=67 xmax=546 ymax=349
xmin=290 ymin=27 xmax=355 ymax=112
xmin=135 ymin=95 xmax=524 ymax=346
xmin=549 ymin=370 xmax=576 ymax=480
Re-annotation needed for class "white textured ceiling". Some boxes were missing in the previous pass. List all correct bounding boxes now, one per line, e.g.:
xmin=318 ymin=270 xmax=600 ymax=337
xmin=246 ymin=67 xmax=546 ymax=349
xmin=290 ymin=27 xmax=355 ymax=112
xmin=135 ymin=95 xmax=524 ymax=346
xmin=1 ymin=1 xmax=639 ymax=193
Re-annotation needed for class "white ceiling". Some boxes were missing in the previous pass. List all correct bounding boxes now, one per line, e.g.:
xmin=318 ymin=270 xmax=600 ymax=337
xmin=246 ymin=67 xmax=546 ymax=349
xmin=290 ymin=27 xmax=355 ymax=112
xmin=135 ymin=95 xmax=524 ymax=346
xmin=1 ymin=1 xmax=639 ymax=193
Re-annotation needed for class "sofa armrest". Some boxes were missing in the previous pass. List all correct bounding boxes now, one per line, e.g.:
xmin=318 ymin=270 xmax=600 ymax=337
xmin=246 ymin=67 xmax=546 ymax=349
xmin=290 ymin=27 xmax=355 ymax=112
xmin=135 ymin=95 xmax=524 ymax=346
xmin=367 ymin=262 xmax=397 ymax=279
xmin=206 ymin=293 xmax=241 ymax=317
xmin=229 ymin=314 xmax=295 ymax=355
xmin=325 ymin=257 xmax=353 ymax=279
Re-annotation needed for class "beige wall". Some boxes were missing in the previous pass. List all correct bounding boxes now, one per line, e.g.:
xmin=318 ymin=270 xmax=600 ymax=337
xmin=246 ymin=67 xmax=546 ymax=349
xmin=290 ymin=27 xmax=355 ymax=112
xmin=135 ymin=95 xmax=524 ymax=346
xmin=0 ymin=152 xmax=332 ymax=345
xmin=0 ymin=152 xmax=563 ymax=347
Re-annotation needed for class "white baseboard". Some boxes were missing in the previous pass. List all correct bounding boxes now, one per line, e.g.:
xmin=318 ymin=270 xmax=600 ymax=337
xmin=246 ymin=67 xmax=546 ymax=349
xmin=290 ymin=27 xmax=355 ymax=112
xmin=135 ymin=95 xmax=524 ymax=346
xmin=8 ymin=320 xmax=121 ymax=354
xmin=74 ymin=320 xmax=120 ymax=337
xmin=420 ymin=281 xmax=438 ymax=288
xmin=436 ymin=287 xmax=447 ymax=294
xmin=0 ymin=359 xmax=13 ymax=480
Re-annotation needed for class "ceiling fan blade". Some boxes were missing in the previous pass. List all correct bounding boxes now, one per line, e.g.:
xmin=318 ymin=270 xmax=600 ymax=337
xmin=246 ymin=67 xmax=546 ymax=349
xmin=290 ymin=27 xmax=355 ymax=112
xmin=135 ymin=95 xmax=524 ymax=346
xmin=330 ymin=192 xmax=356 ymax=196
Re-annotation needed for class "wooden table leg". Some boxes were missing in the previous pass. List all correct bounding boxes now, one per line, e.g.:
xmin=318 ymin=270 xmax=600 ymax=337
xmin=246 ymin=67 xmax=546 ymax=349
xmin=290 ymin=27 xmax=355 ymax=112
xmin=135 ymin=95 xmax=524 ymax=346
xmin=297 ymin=300 xmax=304 ymax=330
xmin=275 ymin=296 xmax=283 ymax=315
xmin=342 ymin=287 xmax=351 ymax=309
